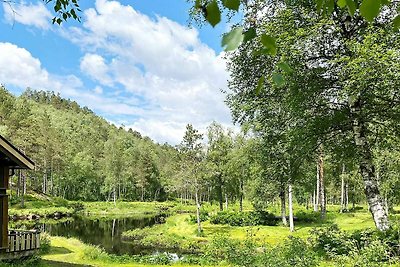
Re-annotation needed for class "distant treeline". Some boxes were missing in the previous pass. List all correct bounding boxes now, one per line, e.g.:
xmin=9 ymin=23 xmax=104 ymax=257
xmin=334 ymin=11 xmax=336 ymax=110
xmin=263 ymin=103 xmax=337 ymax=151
xmin=0 ymin=86 xmax=179 ymax=201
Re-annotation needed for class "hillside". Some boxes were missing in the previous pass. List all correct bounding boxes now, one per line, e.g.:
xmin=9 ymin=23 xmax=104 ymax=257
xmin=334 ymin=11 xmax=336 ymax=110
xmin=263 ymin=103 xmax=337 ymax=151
xmin=0 ymin=86 xmax=180 ymax=202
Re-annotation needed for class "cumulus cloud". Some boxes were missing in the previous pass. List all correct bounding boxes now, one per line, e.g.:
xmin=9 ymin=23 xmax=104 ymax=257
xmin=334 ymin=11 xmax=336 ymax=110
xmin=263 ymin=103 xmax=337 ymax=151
xmin=0 ymin=42 xmax=147 ymax=118
xmin=80 ymin=53 xmax=113 ymax=86
xmin=2 ymin=1 xmax=52 ymax=29
xmin=63 ymin=0 xmax=232 ymax=144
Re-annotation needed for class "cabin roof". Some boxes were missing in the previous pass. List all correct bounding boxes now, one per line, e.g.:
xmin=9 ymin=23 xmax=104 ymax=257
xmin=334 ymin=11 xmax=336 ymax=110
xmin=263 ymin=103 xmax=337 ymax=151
xmin=0 ymin=135 xmax=35 ymax=170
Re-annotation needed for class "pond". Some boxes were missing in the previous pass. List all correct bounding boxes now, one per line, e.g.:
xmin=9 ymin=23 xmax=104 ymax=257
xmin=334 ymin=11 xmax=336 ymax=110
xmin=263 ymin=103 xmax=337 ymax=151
xmin=11 ymin=215 xmax=164 ymax=255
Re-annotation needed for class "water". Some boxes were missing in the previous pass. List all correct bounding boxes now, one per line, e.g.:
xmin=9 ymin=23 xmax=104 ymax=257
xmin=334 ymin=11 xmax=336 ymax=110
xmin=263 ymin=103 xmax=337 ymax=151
xmin=13 ymin=215 xmax=164 ymax=255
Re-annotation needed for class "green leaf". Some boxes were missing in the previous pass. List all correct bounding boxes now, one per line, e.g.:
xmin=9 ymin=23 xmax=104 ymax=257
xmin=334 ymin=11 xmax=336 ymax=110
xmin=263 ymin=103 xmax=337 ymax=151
xmin=256 ymin=76 xmax=265 ymax=95
xmin=316 ymin=0 xmax=324 ymax=13
xmin=222 ymin=27 xmax=244 ymax=51
xmin=394 ymin=15 xmax=400 ymax=30
xmin=260 ymin=34 xmax=277 ymax=56
xmin=345 ymin=0 xmax=357 ymax=16
xmin=360 ymin=0 xmax=381 ymax=22
xmin=195 ymin=0 xmax=202 ymax=9
xmin=252 ymin=48 xmax=270 ymax=56
xmin=243 ymin=27 xmax=256 ymax=43
xmin=277 ymin=62 xmax=293 ymax=74
xmin=223 ymin=0 xmax=240 ymax=11
xmin=206 ymin=0 xmax=221 ymax=27
xmin=326 ymin=0 xmax=335 ymax=14
xmin=272 ymin=73 xmax=285 ymax=86
xmin=337 ymin=0 xmax=346 ymax=8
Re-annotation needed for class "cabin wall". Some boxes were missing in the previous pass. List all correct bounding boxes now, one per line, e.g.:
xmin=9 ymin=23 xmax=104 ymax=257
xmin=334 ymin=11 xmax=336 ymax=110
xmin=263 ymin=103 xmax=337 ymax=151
xmin=0 ymin=166 xmax=9 ymax=251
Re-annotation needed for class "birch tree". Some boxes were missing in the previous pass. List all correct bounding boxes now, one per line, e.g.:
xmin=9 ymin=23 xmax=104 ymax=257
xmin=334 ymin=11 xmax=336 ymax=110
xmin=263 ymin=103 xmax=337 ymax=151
xmin=225 ymin=1 xmax=400 ymax=231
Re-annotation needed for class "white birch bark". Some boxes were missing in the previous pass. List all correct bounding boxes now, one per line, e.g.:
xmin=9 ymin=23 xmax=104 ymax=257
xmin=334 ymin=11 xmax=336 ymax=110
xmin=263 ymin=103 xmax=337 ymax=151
xmin=288 ymin=183 xmax=294 ymax=232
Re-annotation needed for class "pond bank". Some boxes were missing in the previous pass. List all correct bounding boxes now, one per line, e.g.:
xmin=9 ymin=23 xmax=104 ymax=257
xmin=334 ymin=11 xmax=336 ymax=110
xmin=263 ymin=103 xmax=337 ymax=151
xmin=42 ymin=236 xmax=216 ymax=267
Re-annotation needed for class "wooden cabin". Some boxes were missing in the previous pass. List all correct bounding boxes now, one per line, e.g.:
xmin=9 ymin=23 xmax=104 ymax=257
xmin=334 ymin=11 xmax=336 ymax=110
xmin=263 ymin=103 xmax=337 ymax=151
xmin=0 ymin=135 xmax=40 ymax=260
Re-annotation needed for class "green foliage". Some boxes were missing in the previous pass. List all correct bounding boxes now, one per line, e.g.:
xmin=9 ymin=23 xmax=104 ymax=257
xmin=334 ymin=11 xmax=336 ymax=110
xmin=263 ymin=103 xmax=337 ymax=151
xmin=189 ymin=210 xmax=209 ymax=223
xmin=310 ymin=224 xmax=357 ymax=256
xmin=39 ymin=232 xmax=51 ymax=254
xmin=0 ymin=256 xmax=43 ymax=267
xmin=68 ymin=201 xmax=85 ymax=212
xmin=1 ymin=88 xmax=182 ymax=203
xmin=295 ymin=211 xmax=321 ymax=223
xmin=310 ymin=224 xmax=400 ymax=264
xmin=222 ymin=0 xmax=240 ymax=11
xmin=205 ymin=235 xmax=318 ymax=267
xmin=359 ymin=0 xmax=381 ymax=22
xmin=260 ymin=237 xmax=318 ymax=267
xmin=205 ymin=0 xmax=221 ymax=27
xmin=222 ymin=26 xmax=244 ymax=51
xmin=260 ymin=34 xmax=277 ymax=55
xmin=210 ymin=211 xmax=278 ymax=226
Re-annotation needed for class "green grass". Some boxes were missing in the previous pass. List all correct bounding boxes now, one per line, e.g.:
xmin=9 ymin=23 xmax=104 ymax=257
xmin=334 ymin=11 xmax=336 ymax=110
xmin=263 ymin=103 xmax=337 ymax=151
xmin=42 ymin=236 xmax=218 ymax=267
xmin=81 ymin=201 xmax=163 ymax=218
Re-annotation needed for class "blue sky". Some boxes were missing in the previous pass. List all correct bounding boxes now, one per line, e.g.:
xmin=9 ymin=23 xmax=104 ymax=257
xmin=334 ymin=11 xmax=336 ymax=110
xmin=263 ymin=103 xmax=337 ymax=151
xmin=0 ymin=0 xmax=237 ymax=144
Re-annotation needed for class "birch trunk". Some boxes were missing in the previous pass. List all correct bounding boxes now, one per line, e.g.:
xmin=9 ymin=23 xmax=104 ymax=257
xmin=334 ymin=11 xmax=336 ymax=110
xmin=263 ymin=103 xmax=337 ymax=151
xmin=340 ymin=164 xmax=345 ymax=213
xmin=280 ymin=187 xmax=287 ymax=226
xmin=288 ymin=183 xmax=294 ymax=232
xmin=217 ymin=174 xmax=223 ymax=211
xmin=350 ymin=97 xmax=390 ymax=231
xmin=318 ymin=151 xmax=326 ymax=219
xmin=113 ymin=186 xmax=116 ymax=206
xmin=239 ymin=178 xmax=244 ymax=212
xmin=345 ymin=182 xmax=349 ymax=210
xmin=314 ymin=163 xmax=319 ymax=212
xmin=195 ymin=186 xmax=202 ymax=235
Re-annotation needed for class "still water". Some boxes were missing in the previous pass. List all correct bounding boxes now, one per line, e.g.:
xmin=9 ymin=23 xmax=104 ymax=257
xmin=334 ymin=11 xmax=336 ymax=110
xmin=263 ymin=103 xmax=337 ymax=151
xmin=13 ymin=215 xmax=162 ymax=255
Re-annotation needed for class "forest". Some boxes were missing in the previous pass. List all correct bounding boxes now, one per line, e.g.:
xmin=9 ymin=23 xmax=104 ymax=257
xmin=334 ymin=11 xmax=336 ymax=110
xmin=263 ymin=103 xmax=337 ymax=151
xmin=1 ymin=0 xmax=400 ymax=266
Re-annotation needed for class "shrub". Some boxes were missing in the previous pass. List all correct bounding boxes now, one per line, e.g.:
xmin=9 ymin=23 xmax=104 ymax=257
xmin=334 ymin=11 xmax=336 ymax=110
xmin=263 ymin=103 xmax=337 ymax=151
xmin=83 ymin=245 xmax=109 ymax=261
xmin=311 ymin=224 xmax=400 ymax=264
xmin=261 ymin=237 xmax=318 ymax=267
xmin=189 ymin=210 xmax=209 ymax=224
xmin=310 ymin=224 xmax=356 ymax=256
xmin=205 ymin=235 xmax=317 ymax=267
xmin=68 ymin=201 xmax=85 ymax=212
xmin=210 ymin=211 xmax=277 ymax=226
xmin=39 ymin=232 xmax=51 ymax=254
xmin=0 ymin=255 xmax=43 ymax=267
xmin=295 ymin=211 xmax=321 ymax=223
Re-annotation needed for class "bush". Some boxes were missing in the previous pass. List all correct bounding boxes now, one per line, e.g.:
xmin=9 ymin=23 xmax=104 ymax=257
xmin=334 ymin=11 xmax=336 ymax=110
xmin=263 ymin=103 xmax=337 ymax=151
xmin=310 ymin=224 xmax=356 ymax=256
xmin=210 ymin=211 xmax=277 ymax=226
xmin=261 ymin=237 xmax=318 ymax=267
xmin=204 ymin=235 xmax=317 ymax=267
xmin=189 ymin=210 xmax=209 ymax=224
xmin=68 ymin=201 xmax=85 ymax=212
xmin=39 ymin=232 xmax=51 ymax=254
xmin=295 ymin=211 xmax=321 ymax=223
xmin=0 ymin=255 xmax=43 ymax=267
xmin=83 ymin=245 xmax=109 ymax=261
xmin=311 ymin=224 xmax=400 ymax=265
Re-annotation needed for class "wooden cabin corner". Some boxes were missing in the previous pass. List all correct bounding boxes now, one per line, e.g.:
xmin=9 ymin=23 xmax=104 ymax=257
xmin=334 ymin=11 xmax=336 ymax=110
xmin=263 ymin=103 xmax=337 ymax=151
xmin=0 ymin=135 xmax=39 ymax=260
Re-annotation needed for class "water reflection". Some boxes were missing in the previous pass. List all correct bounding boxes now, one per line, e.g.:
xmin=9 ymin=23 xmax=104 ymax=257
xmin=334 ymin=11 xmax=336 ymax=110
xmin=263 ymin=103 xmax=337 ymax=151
xmin=12 ymin=215 xmax=161 ymax=255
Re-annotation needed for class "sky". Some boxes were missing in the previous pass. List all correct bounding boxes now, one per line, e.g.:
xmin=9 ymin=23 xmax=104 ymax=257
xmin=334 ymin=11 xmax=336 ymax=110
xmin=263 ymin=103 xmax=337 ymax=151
xmin=0 ymin=0 xmax=237 ymax=145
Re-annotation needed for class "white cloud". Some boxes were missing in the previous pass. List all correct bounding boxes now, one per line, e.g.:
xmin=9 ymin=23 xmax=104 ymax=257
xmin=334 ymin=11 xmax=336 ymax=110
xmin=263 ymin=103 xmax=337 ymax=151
xmin=0 ymin=42 xmax=147 ymax=118
xmin=63 ymin=0 xmax=232 ymax=144
xmin=80 ymin=53 xmax=113 ymax=86
xmin=93 ymin=86 xmax=103 ymax=94
xmin=2 ymin=1 xmax=52 ymax=29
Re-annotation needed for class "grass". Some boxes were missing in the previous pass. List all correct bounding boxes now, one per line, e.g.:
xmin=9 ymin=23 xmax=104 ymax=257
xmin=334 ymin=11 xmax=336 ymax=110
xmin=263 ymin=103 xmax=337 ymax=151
xmin=7 ymin=197 xmax=400 ymax=266
xmin=123 ymin=205 xmax=379 ymax=248
xmin=42 ymin=236 xmax=218 ymax=267
xmin=82 ymin=202 xmax=163 ymax=216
